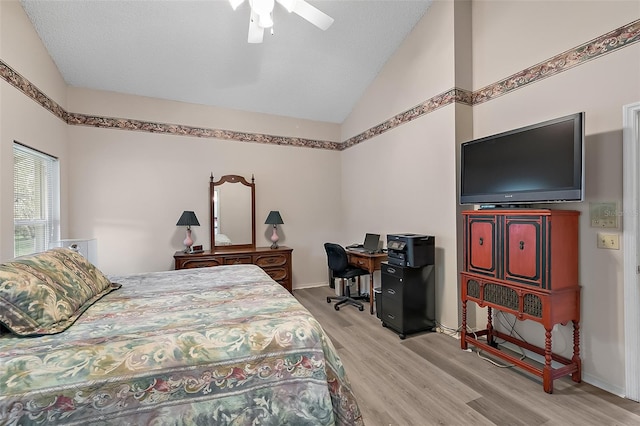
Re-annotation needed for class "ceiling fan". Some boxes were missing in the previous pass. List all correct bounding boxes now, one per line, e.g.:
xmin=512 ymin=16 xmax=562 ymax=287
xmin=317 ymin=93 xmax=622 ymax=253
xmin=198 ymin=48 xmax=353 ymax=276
xmin=229 ymin=0 xmax=334 ymax=43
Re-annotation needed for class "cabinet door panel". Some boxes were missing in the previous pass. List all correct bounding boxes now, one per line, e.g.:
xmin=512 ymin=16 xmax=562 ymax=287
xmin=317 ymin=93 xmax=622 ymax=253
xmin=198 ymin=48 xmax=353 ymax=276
xmin=467 ymin=218 xmax=497 ymax=277
xmin=505 ymin=220 xmax=542 ymax=286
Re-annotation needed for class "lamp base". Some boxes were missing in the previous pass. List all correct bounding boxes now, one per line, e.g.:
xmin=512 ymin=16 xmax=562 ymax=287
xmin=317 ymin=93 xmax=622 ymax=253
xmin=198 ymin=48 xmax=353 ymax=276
xmin=270 ymin=225 xmax=279 ymax=249
xmin=183 ymin=228 xmax=193 ymax=253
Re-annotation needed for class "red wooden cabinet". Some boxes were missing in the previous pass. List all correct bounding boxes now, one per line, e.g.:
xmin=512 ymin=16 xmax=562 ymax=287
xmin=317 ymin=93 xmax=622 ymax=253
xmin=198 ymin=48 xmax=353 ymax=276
xmin=460 ymin=209 xmax=581 ymax=393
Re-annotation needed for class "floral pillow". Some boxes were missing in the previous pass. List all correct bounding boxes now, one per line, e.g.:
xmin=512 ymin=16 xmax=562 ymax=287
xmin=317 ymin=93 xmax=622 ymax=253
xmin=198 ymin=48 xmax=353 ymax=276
xmin=0 ymin=248 xmax=121 ymax=336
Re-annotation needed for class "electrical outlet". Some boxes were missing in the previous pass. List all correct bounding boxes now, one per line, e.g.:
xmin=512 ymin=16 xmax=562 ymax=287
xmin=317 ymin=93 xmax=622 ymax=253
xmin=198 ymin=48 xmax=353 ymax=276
xmin=597 ymin=233 xmax=620 ymax=250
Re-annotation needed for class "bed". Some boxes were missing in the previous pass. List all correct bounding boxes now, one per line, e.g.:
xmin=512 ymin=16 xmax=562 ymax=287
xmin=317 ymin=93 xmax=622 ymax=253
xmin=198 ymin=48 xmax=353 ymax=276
xmin=0 ymin=248 xmax=362 ymax=425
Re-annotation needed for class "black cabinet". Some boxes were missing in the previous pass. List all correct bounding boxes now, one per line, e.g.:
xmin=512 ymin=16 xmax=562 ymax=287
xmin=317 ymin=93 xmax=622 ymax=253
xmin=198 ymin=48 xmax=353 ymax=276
xmin=380 ymin=262 xmax=435 ymax=339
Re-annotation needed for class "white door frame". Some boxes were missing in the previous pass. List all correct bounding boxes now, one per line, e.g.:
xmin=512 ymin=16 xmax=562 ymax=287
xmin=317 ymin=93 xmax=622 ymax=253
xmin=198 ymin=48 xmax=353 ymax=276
xmin=622 ymin=101 xmax=640 ymax=402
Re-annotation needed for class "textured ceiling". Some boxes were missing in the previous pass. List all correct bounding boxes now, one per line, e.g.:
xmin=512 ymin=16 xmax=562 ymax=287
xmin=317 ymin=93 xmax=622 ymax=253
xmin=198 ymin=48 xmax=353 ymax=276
xmin=20 ymin=0 xmax=432 ymax=123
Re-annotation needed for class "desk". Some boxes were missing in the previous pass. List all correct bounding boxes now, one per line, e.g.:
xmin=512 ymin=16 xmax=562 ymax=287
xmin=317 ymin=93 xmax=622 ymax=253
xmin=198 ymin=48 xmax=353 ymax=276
xmin=346 ymin=250 xmax=388 ymax=314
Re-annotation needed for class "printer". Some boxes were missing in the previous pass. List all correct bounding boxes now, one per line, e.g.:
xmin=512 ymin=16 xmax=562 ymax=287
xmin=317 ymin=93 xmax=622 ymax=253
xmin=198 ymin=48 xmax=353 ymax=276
xmin=386 ymin=233 xmax=435 ymax=268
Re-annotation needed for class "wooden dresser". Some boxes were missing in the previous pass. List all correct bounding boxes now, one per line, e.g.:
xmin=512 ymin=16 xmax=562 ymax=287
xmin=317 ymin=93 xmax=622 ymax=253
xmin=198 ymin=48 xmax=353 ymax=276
xmin=174 ymin=246 xmax=293 ymax=293
xmin=460 ymin=209 xmax=581 ymax=393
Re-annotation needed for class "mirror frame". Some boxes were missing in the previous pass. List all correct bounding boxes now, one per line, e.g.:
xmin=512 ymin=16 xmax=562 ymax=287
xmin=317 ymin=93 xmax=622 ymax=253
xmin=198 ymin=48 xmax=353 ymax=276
xmin=210 ymin=174 xmax=256 ymax=251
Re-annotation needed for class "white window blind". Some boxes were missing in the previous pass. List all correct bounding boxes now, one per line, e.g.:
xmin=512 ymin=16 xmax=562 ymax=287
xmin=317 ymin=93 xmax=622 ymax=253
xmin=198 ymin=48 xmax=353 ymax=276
xmin=13 ymin=142 xmax=60 ymax=257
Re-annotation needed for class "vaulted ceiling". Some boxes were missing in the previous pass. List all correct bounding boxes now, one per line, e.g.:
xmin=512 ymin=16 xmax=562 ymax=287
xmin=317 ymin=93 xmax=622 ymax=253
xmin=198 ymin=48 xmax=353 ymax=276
xmin=20 ymin=0 xmax=432 ymax=123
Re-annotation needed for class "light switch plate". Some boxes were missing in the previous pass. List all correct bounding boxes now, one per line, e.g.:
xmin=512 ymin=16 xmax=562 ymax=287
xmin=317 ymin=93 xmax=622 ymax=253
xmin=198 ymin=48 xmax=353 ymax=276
xmin=590 ymin=202 xmax=619 ymax=228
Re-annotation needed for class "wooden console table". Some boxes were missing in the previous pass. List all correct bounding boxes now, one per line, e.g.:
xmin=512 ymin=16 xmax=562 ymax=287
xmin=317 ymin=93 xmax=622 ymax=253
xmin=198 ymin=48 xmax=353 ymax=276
xmin=346 ymin=250 xmax=387 ymax=315
xmin=174 ymin=246 xmax=293 ymax=293
xmin=460 ymin=209 xmax=581 ymax=393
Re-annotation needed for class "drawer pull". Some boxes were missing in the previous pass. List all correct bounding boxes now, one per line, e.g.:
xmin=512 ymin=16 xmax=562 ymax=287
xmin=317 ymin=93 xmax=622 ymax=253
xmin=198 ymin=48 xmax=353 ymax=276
xmin=479 ymin=237 xmax=484 ymax=246
xmin=386 ymin=314 xmax=395 ymax=320
xmin=387 ymin=289 xmax=396 ymax=295
xmin=519 ymin=241 xmax=525 ymax=250
xmin=388 ymin=267 xmax=396 ymax=273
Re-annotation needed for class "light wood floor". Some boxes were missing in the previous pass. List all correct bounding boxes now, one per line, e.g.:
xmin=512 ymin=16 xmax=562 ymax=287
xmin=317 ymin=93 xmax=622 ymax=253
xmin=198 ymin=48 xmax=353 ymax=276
xmin=294 ymin=286 xmax=640 ymax=426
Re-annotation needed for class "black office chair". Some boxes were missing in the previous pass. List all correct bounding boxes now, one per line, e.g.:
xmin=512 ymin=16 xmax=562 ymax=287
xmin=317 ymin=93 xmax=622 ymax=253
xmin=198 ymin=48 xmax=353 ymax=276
xmin=324 ymin=243 xmax=370 ymax=311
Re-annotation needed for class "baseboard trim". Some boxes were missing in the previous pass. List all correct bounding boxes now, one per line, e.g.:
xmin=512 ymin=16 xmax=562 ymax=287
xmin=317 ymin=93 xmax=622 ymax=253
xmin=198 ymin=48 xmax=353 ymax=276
xmin=293 ymin=282 xmax=327 ymax=290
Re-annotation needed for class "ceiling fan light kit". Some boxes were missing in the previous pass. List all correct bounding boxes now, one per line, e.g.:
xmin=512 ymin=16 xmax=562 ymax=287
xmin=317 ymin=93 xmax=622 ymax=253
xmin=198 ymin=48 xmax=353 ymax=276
xmin=229 ymin=0 xmax=334 ymax=43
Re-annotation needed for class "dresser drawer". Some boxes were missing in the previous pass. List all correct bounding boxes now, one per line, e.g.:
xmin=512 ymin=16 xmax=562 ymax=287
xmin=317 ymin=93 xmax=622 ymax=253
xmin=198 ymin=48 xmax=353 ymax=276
xmin=177 ymin=256 xmax=223 ymax=269
xmin=253 ymin=253 xmax=287 ymax=268
xmin=224 ymin=256 xmax=253 ymax=265
xmin=263 ymin=267 xmax=288 ymax=282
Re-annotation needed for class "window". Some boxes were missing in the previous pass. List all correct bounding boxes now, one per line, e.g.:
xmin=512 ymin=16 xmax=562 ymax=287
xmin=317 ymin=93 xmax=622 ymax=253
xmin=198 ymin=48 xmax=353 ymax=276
xmin=13 ymin=142 xmax=60 ymax=257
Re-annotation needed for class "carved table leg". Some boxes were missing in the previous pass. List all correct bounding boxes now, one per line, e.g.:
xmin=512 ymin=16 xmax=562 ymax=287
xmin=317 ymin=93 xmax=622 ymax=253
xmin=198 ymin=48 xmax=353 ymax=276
xmin=572 ymin=319 xmax=582 ymax=383
xmin=487 ymin=306 xmax=496 ymax=347
xmin=543 ymin=327 xmax=553 ymax=393
xmin=461 ymin=299 xmax=468 ymax=350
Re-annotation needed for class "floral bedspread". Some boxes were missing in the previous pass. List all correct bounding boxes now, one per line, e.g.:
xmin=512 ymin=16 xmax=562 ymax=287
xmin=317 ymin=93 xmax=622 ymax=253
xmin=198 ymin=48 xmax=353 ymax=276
xmin=0 ymin=265 xmax=362 ymax=425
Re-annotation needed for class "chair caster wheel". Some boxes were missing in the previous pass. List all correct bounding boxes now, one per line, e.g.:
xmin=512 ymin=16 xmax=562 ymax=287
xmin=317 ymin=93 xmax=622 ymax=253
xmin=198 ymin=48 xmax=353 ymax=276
xmin=334 ymin=305 xmax=340 ymax=311
xmin=399 ymin=334 xmax=406 ymax=340
xmin=358 ymin=306 xmax=364 ymax=311
xmin=382 ymin=322 xmax=387 ymax=328
xmin=326 ymin=297 xmax=331 ymax=303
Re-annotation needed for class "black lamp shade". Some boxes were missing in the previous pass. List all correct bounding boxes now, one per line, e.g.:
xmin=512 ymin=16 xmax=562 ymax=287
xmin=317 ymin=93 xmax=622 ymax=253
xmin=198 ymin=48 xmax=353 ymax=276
xmin=265 ymin=210 xmax=283 ymax=225
xmin=176 ymin=211 xmax=200 ymax=227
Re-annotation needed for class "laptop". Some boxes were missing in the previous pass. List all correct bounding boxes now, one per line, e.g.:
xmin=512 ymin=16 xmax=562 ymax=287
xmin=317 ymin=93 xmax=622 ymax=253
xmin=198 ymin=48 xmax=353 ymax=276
xmin=348 ymin=233 xmax=381 ymax=254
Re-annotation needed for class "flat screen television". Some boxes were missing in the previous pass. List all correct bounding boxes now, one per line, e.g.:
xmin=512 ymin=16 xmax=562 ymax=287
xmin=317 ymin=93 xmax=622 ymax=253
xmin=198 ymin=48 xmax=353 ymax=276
xmin=459 ymin=112 xmax=584 ymax=206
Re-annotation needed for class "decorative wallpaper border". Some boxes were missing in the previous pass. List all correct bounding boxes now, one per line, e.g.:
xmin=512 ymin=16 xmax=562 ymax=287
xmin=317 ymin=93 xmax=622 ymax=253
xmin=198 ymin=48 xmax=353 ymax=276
xmin=0 ymin=60 xmax=66 ymax=121
xmin=1 ymin=19 xmax=638 ymax=151
xmin=64 ymin=112 xmax=342 ymax=150
xmin=342 ymin=87 xmax=472 ymax=149
xmin=473 ymin=19 xmax=640 ymax=105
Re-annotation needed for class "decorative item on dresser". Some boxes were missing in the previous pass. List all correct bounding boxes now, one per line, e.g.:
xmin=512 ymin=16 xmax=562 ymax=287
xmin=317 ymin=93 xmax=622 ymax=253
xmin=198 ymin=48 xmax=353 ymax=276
xmin=176 ymin=210 xmax=200 ymax=253
xmin=264 ymin=210 xmax=284 ymax=249
xmin=173 ymin=175 xmax=293 ymax=293
xmin=460 ymin=208 xmax=581 ymax=393
xmin=210 ymin=173 xmax=256 ymax=251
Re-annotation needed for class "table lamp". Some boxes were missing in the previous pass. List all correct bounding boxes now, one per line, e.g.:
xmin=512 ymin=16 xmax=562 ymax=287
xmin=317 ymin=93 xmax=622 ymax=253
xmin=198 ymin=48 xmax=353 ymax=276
xmin=176 ymin=210 xmax=200 ymax=252
xmin=264 ymin=210 xmax=283 ymax=249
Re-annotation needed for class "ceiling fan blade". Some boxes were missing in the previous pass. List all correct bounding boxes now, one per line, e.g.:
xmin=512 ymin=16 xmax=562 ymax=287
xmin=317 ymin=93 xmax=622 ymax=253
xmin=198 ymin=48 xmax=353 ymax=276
xmin=248 ymin=11 xmax=264 ymax=43
xmin=292 ymin=0 xmax=334 ymax=31
xmin=229 ymin=0 xmax=245 ymax=11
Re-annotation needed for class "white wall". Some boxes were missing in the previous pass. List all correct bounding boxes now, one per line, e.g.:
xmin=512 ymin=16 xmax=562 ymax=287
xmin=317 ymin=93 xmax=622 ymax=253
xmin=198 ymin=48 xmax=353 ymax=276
xmin=341 ymin=0 xmax=461 ymax=330
xmin=0 ymin=0 xmax=68 ymax=261
xmin=65 ymin=93 xmax=344 ymax=285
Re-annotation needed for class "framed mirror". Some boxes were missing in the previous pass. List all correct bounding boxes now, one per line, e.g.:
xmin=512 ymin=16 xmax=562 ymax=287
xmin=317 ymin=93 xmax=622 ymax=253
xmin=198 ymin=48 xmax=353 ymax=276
xmin=210 ymin=174 xmax=256 ymax=251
